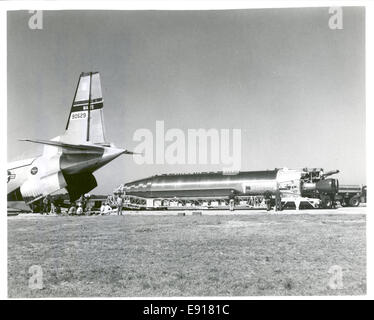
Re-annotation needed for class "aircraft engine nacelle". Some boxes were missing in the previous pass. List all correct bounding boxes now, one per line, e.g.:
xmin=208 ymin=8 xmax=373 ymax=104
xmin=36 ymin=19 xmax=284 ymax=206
xmin=20 ymin=171 xmax=67 ymax=204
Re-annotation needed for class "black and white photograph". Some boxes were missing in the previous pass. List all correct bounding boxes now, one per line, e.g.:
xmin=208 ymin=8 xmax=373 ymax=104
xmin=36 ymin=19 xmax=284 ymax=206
xmin=3 ymin=1 xmax=371 ymax=302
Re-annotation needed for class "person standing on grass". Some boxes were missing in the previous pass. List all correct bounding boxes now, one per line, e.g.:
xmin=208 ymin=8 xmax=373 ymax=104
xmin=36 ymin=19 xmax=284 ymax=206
xmin=116 ymin=194 xmax=123 ymax=216
xmin=275 ymin=189 xmax=282 ymax=212
xmin=50 ymin=200 xmax=56 ymax=215
xmin=42 ymin=195 xmax=49 ymax=215
xmin=264 ymin=191 xmax=272 ymax=211
xmin=107 ymin=195 xmax=113 ymax=207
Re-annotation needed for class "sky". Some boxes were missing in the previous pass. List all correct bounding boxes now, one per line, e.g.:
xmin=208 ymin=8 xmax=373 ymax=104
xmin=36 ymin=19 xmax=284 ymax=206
xmin=7 ymin=7 xmax=366 ymax=194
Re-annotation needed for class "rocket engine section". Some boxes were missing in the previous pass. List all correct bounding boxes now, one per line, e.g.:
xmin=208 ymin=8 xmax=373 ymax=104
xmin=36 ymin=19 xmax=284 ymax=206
xmin=316 ymin=179 xmax=339 ymax=194
xmin=302 ymin=179 xmax=339 ymax=195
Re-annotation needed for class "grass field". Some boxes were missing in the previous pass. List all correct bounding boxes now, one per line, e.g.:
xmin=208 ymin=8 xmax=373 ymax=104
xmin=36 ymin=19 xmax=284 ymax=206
xmin=8 ymin=212 xmax=366 ymax=297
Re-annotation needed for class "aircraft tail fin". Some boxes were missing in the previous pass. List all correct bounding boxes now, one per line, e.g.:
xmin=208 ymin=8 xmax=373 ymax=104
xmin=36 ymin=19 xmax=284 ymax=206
xmin=62 ymin=72 xmax=107 ymax=145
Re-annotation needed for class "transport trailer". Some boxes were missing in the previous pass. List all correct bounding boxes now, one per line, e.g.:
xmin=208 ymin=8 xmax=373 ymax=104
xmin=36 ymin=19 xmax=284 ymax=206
xmin=335 ymin=184 xmax=367 ymax=207
xmin=117 ymin=168 xmax=339 ymax=210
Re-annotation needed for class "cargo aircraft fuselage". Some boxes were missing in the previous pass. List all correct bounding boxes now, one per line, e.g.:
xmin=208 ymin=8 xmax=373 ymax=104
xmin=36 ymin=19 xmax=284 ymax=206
xmin=7 ymin=72 xmax=134 ymax=209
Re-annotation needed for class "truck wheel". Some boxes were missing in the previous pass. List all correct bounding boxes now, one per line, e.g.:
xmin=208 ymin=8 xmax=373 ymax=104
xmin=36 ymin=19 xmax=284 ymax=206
xmin=341 ymin=200 xmax=348 ymax=207
xmin=349 ymin=196 xmax=360 ymax=207
xmin=321 ymin=196 xmax=332 ymax=209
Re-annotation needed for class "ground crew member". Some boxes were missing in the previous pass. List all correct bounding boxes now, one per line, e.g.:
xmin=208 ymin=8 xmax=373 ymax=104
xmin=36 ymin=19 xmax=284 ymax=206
xmin=103 ymin=202 xmax=112 ymax=215
xmin=68 ymin=205 xmax=76 ymax=216
xmin=264 ymin=191 xmax=272 ymax=211
xmin=229 ymin=198 xmax=235 ymax=211
xmin=50 ymin=200 xmax=56 ymax=215
xmin=85 ymin=207 xmax=91 ymax=216
xmin=275 ymin=190 xmax=282 ymax=212
xmin=116 ymin=194 xmax=123 ymax=216
xmin=76 ymin=203 xmax=83 ymax=215
xmin=42 ymin=196 xmax=50 ymax=215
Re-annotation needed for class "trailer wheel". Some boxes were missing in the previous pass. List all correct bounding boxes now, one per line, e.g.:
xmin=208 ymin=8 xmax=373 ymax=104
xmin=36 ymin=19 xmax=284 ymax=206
xmin=349 ymin=196 xmax=360 ymax=207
